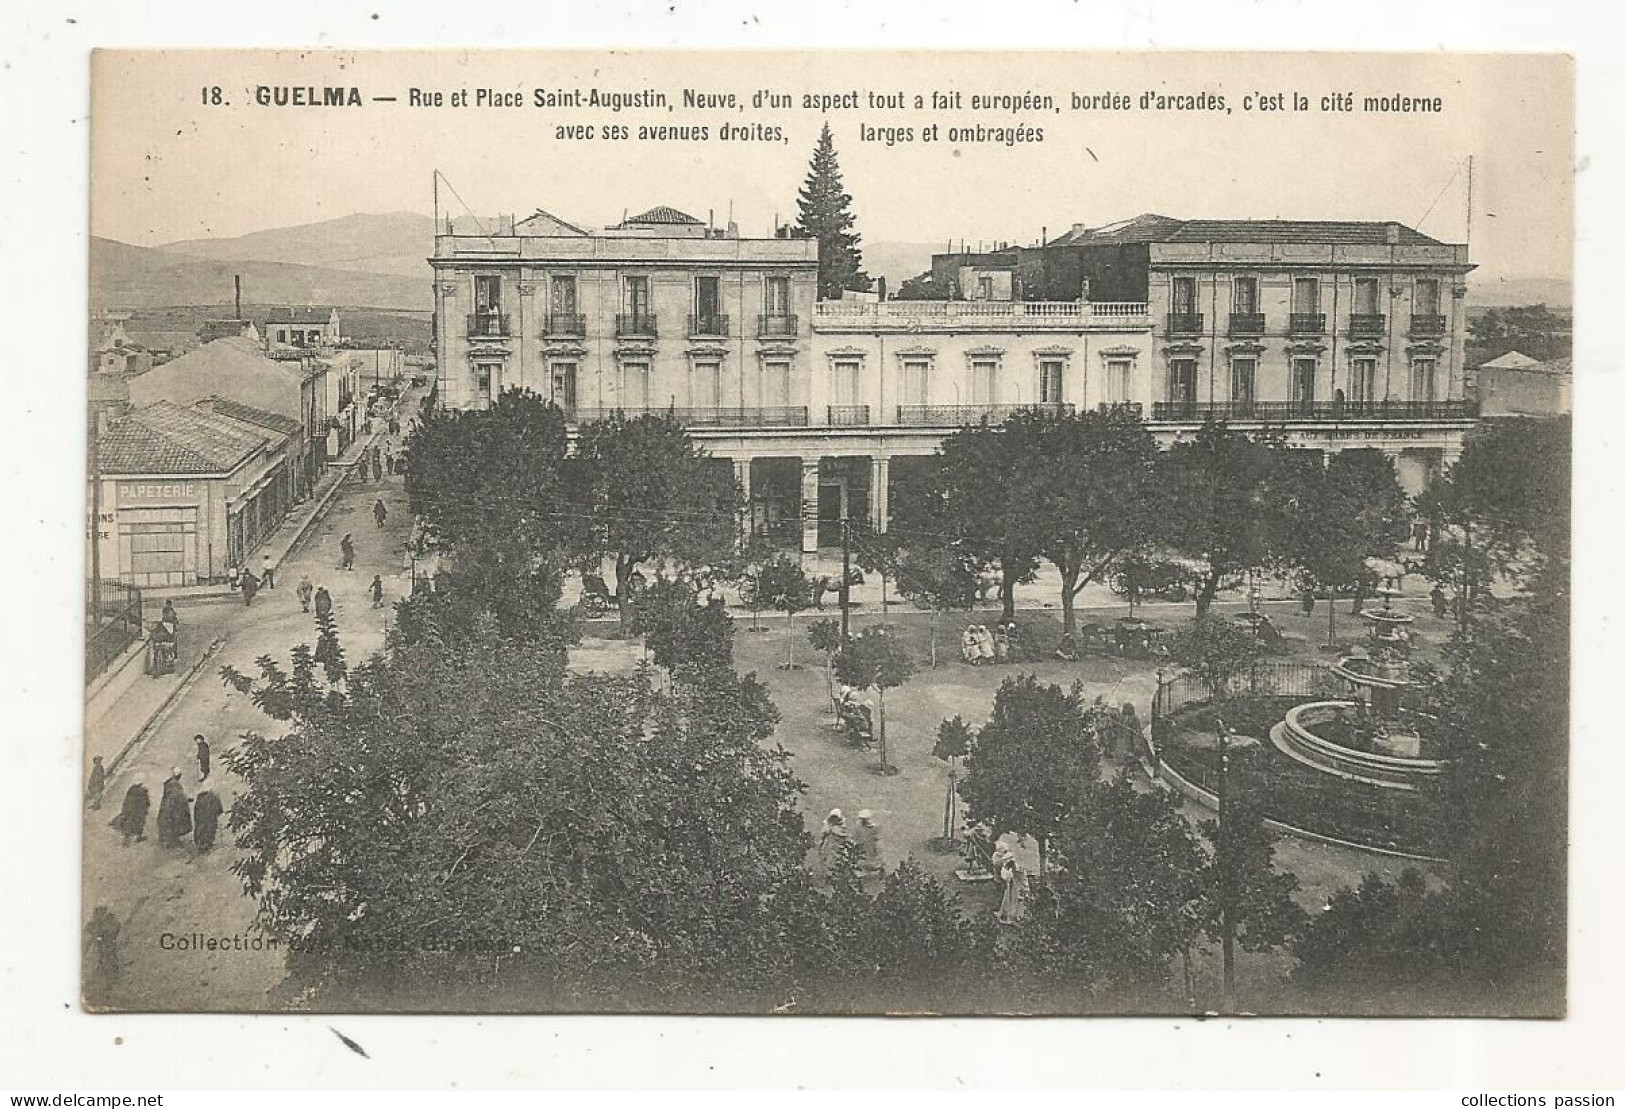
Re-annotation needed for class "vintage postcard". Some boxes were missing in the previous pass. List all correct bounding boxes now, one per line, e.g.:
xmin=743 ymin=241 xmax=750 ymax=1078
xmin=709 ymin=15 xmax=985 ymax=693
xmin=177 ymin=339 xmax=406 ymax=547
xmin=83 ymin=49 xmax=1572 ymax=1016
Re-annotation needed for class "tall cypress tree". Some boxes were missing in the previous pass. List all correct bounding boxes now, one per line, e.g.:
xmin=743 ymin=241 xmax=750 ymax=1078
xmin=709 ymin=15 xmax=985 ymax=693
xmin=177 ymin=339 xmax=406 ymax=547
xmin=794 ymin=123 xmax=873 ymax=299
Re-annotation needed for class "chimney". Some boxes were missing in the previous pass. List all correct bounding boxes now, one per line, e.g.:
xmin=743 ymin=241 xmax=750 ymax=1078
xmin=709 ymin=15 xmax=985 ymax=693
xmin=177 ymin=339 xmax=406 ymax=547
xmin=726 ymin=220 xmax=739 ymax=239
xmin=1072 ymin=222 xmax=1086 ymax=235
xmin=1041 ymin=226 xmax=1047 ymax=246
xmin=877 ymin=276 xmax=888 ymax=302
xmin=1385 ymin=222 xmax=1400 ymax=245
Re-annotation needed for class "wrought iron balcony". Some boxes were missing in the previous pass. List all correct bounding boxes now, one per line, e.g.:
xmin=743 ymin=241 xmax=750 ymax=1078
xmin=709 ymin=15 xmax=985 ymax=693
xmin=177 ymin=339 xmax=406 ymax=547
xmin=1150 ymin=399 xmax=1478 ymax=422
xmin=1289 ymin=313 xmax=1326 ymax=335
xmin=1410 ymin=314 xmax=1447 ymax=337
xmin=544 ymin=312 xmax=585 ymax=336
xmin=757 ymin=313 xmax=800 ymax=338
xmin=827 ymin=404 xmax=871 ymax=426
xmin=688 ymin=313 xmax=731 ymax=337
xmin=896 ymin=402 xmax=1074 ymax=426
xmin=1166 ymin=312 xmax=1204 ymax=335
xmin=466 ymin=312 xmax=511 ymax=339
xmin=1349 ymin=313 xmax=1387 ymax=338
xmin=570 ymin=406 xmax=809 ymax=428
xmin=1228 ymin=312 xmax=1266 ymax=336
xmin=615 ymin=313 xmax=658 ymax=338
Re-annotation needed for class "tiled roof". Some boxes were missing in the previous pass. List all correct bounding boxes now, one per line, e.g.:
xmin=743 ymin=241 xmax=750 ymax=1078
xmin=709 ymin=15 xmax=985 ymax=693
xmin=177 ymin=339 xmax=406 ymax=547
xmin=1046 ymin=214 xmax=1446 ymax=248
xmin=625 ymin=205 xmax=702 ymax=226
xmin=1166 ymin=219 xmax=1442 ymax=246
xmin=159 ymin=335 xmax=316 ymax=382
xmin=265 ymin=307 xmax=335 ymax=325
xmin=193 ymin=396 xmax=303 ymax=437
xmin=99 ymin=401 xmax=267 ymax=476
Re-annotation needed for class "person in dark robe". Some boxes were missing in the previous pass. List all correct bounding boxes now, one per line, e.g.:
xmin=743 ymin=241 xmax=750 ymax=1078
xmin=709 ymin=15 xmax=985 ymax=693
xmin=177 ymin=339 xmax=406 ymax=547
xmin=339 ymin=534 xmax=356 ymax=571
xmin=157 ymin=770 xmax=192 ymax=847
xmin=314 ymin=585 xmax=333 ymax=620
xmin=161 ymin=600 xmax=179 ymax=626
xmin=240 ymin=568 xmax=259 ymax=607
xmin=86 ymin=755 xmax=106 ymax=810
xmin=192 ymin=790 xmax=224 ymax=851
xmin=110 ymin=782 xmax=149 ymax=846
xmin=370 ymin=574 xmax=385 ymax=608
xmin=84 ymin=905 xmax=121 ymax=999
xmin=296 ymin=575 xmax=314 ymax=612
xmin=194 ymin=734 xmax=211 ymax=781
xmin=373 ymin=498 xmax=388 ymax=528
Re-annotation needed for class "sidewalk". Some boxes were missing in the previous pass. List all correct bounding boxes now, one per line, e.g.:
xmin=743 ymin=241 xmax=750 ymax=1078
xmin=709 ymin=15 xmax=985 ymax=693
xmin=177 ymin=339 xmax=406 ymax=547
xmin=139 ymin=421 xmax=390 ymax=604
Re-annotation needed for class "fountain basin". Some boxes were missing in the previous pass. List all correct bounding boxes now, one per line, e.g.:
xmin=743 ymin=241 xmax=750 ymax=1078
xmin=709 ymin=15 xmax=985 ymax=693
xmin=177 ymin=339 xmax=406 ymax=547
xmin=1272 ymin=700 xmax=1444 ymax=792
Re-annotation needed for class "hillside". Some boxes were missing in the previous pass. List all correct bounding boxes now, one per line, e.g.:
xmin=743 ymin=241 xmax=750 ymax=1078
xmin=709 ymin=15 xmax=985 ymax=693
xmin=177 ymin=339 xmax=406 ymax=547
xmin=90 ymin=236 xmax=432 ymax=312
xmin=160 ymin=212 xmax=436 ymax=279
xmin=1468 ymin=275 xmax=1571 ymax=309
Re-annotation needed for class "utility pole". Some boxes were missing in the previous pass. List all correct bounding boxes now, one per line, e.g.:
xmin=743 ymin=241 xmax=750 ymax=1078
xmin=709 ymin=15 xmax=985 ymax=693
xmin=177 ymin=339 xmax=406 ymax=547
xmin=1216 ymin=716 xmax=1236 ymax=1014
xmin=839 ymin=517 xmax=852 ymax=640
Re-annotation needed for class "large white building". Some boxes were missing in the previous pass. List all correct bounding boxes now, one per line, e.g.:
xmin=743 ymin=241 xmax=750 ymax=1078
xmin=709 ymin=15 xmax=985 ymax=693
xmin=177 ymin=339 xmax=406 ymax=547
xmin=433 ymin=206 xmax=1477 ymax=552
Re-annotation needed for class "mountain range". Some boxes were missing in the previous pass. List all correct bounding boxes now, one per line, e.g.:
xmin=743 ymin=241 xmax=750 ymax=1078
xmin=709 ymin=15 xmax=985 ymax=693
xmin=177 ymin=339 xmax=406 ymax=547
xmin=89 ymin=212 xmax=1569 ymax=314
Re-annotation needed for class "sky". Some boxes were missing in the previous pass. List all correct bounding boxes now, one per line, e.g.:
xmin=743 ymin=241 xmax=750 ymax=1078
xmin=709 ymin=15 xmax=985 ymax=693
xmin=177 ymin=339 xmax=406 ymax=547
xmin=90 ymin=50 xmax=1573 ymax=282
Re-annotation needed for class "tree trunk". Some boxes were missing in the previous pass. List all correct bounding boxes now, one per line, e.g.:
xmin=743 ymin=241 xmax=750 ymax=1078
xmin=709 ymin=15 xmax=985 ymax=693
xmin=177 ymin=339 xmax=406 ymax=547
xmin=615 ymin=555 xmax=634 ymax=632
xmin=1059 ymin=565 xmax=1079 ymax=637
xmin=785 ymin=611 xmax=795 ymax=668
xmin=1326 ymin=589 xmax=1338 ymax=648
xmin=1195 ymin=571 xmax=1220 ymax=620
xmin=876 ymin=689 xmax=888 ymax=771
xmin=1037 ymin=836 xmax=1048 ymax=880
xmin=943 ymin=767 xmax=956 ymax=841
xmin=928 ymin=610 xmax=938 ymax=668
xmin=999 ymin=568 xmax=1016 ymax=621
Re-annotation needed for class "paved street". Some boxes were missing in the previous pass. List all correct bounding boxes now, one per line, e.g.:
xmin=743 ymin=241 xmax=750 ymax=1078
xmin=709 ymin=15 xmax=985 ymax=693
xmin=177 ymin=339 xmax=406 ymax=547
xmin=83 ymin=412 xmax=416 ymax=1011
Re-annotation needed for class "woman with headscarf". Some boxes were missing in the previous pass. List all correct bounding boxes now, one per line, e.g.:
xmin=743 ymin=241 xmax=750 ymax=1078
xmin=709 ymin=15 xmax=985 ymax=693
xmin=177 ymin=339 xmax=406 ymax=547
xmin=817 ymin=808 xmax=852 ymax=883
xmin=974 ymin=625 xmax=996 ymax=663
xmin=961 ymin=624 xmax=981 ymax=666
xmin=991 ymin=839 xmax=1026 ymax=925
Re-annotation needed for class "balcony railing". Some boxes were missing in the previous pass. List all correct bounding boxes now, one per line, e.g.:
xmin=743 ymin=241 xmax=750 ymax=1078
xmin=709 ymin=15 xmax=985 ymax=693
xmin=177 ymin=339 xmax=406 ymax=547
xmin=1166 ymin=312 xmax=1205 ymax=335
xmin=1289 ymin=313 xmax=1326 ymax=335
xmin=1093 ymin=401 xmax=1145 ymax=418
xmin=896 ymin=402 xmax=1074 ymax=426
xmin=544 ymin=312 xmax=585 ymax=336
xmin=1150 ymin=399 xmax=1478 ymax=423
xmin=1410 ymin=314 xmax=1447 ymax=337
xmin=615 ymin=313 xmax=658 ymax=338
xmin=757 ymin=313 xmax=800 ymax=338
xmin=1228 ymin=312 xmax=1266 ymax=335
xmin=688 ymin=313 xmax=731 ymax=337
xmin=813 ymin=300 xmax=1152 ymax=331
xmin=827 ymin=404 xmax=871 ymax=426
xmin=570 ymin=406 xmax=809 ymax=428
xmin=1348 ymin=313 xmax=1387 ymax=338
xmin=467 ymin=313 xmax=511 ymax=338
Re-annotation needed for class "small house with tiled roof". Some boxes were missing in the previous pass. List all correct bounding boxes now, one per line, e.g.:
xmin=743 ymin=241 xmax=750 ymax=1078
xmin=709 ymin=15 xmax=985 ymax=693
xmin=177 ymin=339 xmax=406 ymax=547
xmin=90 ymin=400 xmax=299 ymax=586
xmin=126 ymin=335 xmax=330 ymax=498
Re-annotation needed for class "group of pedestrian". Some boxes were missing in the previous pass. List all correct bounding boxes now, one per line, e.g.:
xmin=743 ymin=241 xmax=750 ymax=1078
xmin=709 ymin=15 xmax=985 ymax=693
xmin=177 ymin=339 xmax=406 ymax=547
xmin=106 ymin=764 xmax=225 ymax=853
xmin=959 ymin=620 xmax=1024 ymax=665
xmin=816 ymin=807 xmax=884 ymax=883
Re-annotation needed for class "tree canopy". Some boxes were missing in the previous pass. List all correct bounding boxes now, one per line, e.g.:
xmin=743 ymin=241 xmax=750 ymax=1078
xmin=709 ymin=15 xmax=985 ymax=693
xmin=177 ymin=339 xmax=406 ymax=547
xmin=957 ymin=674 xmax=1102 ymax=875
xmin=1156 ymin=422 xmax=1298 ymax=617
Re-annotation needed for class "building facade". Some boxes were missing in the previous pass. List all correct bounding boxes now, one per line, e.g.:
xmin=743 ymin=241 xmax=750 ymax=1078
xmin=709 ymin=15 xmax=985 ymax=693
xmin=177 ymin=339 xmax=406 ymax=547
xmin=433 ymin=207 xmax=1477 ymax=552
xmin=127 ymin=336 xmax=329 ymax=497
xmin=90 ymin=400 xmax=298 ymax=586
